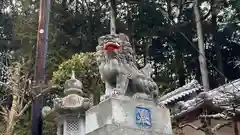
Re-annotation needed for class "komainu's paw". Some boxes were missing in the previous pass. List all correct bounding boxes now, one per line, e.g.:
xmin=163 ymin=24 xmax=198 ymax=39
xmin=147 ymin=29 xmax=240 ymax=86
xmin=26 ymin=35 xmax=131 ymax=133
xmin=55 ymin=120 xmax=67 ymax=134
xmin=132 ymin=93 xmax=151 ymax=100
xmin=111 ymin=88 xmax=122 ymax=97
xmin=100 ymin=94 xmax=110 ymax=102
xmin=157 ymin=102 xmax=166 ymax=108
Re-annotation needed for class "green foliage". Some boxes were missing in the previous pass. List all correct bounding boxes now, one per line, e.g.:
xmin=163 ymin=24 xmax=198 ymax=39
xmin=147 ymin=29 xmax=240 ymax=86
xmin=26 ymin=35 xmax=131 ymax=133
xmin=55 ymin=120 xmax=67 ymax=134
xmin=1 ymin=0 xmax=240 ymax=133
xmin=14 ymin=116 xmax=31 ymax=135
xmin=52 ymin=52 xmax=103 ymax=98
xmin=13 ymin=117 xmax=56 ymax=135
xmin=43 ymin=119 xmax=57 ymax=135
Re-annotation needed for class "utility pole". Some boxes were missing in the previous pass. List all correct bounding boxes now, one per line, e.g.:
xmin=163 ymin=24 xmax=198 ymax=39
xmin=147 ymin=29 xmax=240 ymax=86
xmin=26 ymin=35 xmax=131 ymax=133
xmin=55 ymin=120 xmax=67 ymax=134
xmin=31 ymin=0 xmax=51 ymax=135
xmin=194 ymin=0 xmax=210 ymax=91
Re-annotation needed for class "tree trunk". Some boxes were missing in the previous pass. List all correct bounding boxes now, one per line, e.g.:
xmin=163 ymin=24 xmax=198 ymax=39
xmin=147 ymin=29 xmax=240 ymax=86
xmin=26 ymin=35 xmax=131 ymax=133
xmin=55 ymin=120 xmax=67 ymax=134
xmin=5 ymin=95 xmax=18 ymax=135
xmin=211 ymin=0 xmax=225 ymax=85
xmin=127 ymin=3 xmax=136 ymax=63
xmin=233 ymin=119 xmax=239 ymax=135
xmin=194 ymin=0 xmax=210 ymax=91
xmin=5 ymin=65 xmax=21 ymax=135
xmin=144 ymin=39 xmax=149 ymax=65
xmin=176 ymin=50 xmax=185 ymax=86
xmin=110 ymin=0 xmax=117 ymax=34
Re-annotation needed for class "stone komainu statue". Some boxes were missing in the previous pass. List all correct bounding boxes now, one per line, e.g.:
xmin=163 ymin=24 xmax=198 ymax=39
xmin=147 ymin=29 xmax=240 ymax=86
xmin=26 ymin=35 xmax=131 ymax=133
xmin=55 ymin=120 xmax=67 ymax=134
xmin=96 ymin=33 xmax=159 ymax=101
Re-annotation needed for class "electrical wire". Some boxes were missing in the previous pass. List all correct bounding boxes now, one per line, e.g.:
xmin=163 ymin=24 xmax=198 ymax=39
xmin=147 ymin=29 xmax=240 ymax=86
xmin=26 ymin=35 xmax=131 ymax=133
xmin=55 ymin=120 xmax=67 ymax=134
xmin=17 ymin=0 xmax=240 ymax=94
xmin=158 ymin=3 xmax=240 ymax=95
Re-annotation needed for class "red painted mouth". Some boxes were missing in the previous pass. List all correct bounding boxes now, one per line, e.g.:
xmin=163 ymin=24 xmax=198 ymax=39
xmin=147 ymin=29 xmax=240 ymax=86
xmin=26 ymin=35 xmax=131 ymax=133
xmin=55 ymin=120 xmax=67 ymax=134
xmin=103 ymin=42 xmax=120 ymax=51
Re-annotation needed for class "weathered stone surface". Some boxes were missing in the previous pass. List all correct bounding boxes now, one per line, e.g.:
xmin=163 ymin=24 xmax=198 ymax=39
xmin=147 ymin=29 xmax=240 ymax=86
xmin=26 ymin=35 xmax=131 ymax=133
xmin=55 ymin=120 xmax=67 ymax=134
xmin=96 ymin=33 xmax=159 ymax=101
xmin=62 ymin=94 xmax=85 ymax=107
xmin=64 ymin=71 xmax=83 ymax=95
xmin=56 ymin=114 xmax=86 ymax=135
xmin=85 ymin=96 xmax=173 ymax=135
xmin=86 ymin=124 xmax=172 ymax=135
xmin=51 ymin=71 xmax=91 ymax=135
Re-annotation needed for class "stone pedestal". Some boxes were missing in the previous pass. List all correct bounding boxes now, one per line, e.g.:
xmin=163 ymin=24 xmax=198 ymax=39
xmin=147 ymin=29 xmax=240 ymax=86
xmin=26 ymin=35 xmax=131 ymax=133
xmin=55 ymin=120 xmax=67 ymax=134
xmin=85 ymin=96 xmax=173 ymax=135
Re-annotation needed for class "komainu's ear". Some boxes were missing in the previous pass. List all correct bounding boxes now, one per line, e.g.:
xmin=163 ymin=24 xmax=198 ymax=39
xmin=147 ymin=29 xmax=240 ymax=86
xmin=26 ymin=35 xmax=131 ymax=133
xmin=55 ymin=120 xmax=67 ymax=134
xmin=118 ymin=33 xmax=129 ymax=42
xmin=98 ymin=35 xmax=106 ymax=45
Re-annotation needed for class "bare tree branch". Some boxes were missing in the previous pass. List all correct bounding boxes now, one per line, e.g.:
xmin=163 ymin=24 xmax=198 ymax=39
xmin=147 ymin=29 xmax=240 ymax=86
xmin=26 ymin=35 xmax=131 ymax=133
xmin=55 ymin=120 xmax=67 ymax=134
xmin=199 ymin=113 xmax=232 ymax=120
xmin=179 ymin=123 xmax=205 ymax=131
xmin=179 ymin=120 xmax=232 ymax=134
xmin=16 ymin=85 xmax=59 ymax=118
xmin=211 ymin=122 xmax=232 ymax=132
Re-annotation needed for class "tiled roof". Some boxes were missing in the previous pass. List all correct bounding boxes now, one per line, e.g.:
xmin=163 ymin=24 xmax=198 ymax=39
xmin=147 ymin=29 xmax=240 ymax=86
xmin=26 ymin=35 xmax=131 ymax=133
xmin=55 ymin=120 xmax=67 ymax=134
xmin=159 ymin=79 xmax=203 ymax=105
xmin=168 ymin=78 xmax=240 ymax=119
xmin=208 ymin=78 xmax=240 ymax=106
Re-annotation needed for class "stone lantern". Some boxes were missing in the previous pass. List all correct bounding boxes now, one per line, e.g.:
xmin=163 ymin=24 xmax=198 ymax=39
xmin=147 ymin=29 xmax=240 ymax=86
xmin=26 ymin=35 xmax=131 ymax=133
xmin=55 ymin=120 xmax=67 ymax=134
xmin=52 ymin=71 xmax=92 ymax=135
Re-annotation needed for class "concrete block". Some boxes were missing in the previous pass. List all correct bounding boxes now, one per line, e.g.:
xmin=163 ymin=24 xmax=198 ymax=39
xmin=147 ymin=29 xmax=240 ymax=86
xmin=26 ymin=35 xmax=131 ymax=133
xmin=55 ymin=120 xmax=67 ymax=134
xmin=85 ymin=96 xmax=172 ymax=135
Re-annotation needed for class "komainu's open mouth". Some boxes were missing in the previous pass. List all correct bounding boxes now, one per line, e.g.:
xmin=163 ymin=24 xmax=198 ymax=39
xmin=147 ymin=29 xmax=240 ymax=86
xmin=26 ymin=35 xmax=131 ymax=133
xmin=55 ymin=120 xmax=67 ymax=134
xmin=103 ymin=42 xmax=120 ymax=51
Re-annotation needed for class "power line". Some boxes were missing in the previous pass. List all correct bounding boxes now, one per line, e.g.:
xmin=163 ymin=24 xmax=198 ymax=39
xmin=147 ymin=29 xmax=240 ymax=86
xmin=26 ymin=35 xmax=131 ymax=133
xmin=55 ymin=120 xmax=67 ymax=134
xmin=46 ymin=1 xmax=240 ymax=93
xmin=10 ymin=0 xmax=239 ymax=92
xmin=158 ymin=4 xmax=240 ymax=94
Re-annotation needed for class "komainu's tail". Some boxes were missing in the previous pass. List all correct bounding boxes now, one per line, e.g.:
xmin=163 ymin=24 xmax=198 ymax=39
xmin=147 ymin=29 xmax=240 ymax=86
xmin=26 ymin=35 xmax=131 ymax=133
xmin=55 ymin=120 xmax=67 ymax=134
xmin=140 ymin=63 xmax=154 ymax=78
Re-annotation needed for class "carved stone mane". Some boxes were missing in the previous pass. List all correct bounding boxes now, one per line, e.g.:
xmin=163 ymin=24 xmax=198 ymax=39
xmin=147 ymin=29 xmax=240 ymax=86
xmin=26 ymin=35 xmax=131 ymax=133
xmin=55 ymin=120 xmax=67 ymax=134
xmin=96 ymin=33 xmax=159 ymax=101
xmin=96 ymin=33 xmax=135 ymax=64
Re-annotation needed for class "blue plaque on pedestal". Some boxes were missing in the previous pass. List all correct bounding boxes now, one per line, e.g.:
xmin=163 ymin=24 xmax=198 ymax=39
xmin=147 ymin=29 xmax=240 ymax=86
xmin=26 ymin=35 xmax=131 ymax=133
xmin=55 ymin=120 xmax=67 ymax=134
xmin=135 ymin=107 xmax=151 ymax=128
